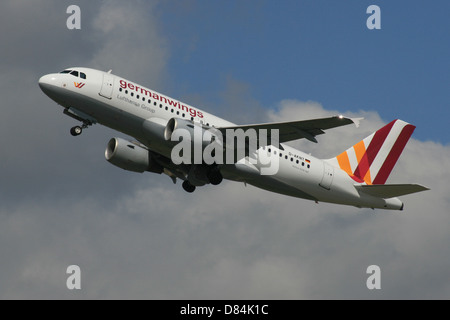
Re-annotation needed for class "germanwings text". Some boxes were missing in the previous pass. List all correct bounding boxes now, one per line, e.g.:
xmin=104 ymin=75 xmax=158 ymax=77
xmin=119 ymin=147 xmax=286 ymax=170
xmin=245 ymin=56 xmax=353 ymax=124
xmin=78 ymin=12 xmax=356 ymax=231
xmin=119 ymin=79 xmax=203 ymax=119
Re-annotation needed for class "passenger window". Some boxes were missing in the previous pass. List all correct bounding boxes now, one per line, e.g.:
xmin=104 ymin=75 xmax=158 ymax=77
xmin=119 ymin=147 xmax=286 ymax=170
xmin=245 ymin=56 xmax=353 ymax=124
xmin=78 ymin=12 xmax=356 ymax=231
xmin=80 ymin=72 xmax=86 ymax=79
xmin=70 ymin=71 xmax=79 ymax=77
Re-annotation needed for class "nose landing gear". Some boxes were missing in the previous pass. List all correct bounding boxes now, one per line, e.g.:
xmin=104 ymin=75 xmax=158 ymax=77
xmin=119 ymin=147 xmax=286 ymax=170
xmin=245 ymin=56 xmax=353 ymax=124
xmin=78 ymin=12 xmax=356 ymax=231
xmin=63 ymin=108 xmax=96 ymax=137
xmin=70 ymin=121 xmax=91 ymax=136
xmin=70 ymin=120 xmax=92 ymax=137
xmin=70 ymin=126 xmax=83 ymax=136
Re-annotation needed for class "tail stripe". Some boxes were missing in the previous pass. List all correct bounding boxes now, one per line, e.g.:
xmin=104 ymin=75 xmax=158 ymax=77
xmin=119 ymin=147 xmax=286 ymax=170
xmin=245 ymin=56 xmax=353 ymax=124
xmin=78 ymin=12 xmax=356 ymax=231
xmin=372 ymin=124 xmax=415 ymax=184
xmin=368 ymin=121 xmax=413 ymax=182
xmin=353 ymin=120 xmax=396 ymax=183
xmin=354 ymin=140 xmax=367 ymax=164
xmin=330 ymin=119 xmax=415 ymax=185
xmin=336 ymin=152 xmax=352 ymax=177
xmin=354 ymin=140 xmax=372 ymax=184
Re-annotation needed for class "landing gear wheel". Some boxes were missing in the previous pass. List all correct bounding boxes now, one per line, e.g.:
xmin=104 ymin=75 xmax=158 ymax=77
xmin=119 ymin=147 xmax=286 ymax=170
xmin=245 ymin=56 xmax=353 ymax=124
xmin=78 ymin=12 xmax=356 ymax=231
xmin=182 ymin=180 xmax=196 ymax=193
xmin=207 ymin=171 xmax=223 ymax=185
xmin=70 ymin=126 xmax=83 ymax=136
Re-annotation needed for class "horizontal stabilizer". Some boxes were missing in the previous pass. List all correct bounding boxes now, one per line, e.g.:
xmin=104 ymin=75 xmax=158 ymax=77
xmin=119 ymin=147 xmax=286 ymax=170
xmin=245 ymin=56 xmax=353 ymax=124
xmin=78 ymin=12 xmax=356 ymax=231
xmin=355 ymin=184 xmax=430 ymax=198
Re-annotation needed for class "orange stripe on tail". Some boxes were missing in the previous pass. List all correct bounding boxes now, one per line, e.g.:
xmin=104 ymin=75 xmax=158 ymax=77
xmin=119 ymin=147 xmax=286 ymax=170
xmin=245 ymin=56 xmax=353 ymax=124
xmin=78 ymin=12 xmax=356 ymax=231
xmin=329 ymin=119 xmax=415 ymax=185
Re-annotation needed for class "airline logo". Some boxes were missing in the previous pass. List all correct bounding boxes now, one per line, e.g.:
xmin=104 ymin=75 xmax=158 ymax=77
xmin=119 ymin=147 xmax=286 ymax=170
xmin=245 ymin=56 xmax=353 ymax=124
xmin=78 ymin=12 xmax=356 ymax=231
xmin=334 ymin=120 xmax=415 ymax=185
xmin=119 ymin=79 xmax=203 ymax=118
xmin=74 ymin=82 xmax=85 ymax=89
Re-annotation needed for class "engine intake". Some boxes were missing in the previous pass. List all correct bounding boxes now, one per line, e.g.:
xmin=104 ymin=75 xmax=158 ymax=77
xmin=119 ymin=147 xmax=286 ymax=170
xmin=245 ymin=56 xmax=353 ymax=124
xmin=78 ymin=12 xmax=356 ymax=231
xmin=105 ymin=138 xmax=162 ymax=173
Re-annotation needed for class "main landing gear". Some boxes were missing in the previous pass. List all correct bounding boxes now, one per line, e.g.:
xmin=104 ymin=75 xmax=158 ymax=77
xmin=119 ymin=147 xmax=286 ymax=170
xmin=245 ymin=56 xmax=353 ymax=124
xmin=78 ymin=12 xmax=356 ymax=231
xmin=207 ymin=169 xmax=223 ymax=185
xmin=182 ymin=180 xmax=196 ymax=193
xmin=181 ymin=166 xmax=223 ymax=193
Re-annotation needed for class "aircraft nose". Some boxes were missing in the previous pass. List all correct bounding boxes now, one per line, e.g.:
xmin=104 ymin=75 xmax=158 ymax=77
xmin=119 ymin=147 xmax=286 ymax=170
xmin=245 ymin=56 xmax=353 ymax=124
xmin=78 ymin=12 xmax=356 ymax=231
xmin=38 ymin=74 xmax=56 ymax=90
xmin=38 ymin=74 xmax=63 ymax=98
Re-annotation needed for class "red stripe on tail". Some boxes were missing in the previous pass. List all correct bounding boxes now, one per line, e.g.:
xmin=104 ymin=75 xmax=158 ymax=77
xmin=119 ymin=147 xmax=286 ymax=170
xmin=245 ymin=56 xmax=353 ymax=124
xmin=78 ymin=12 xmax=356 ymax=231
xmin=353 ymin=120 xmax=396 ymax=182
xmin=372 ymin=124 xmax=416 ymax=185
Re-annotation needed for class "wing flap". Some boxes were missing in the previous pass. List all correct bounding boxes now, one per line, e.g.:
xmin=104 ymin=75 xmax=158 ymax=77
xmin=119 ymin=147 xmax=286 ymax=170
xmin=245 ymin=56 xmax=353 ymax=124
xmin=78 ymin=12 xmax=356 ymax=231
xmin=355 ymin=184 xmax=430 ymax=198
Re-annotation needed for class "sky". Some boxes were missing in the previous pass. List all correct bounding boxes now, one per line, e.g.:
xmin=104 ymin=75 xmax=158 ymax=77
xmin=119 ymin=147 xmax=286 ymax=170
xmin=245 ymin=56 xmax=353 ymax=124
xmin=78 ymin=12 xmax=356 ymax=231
xmin=0 ymin=0 xmax=449 ymax=299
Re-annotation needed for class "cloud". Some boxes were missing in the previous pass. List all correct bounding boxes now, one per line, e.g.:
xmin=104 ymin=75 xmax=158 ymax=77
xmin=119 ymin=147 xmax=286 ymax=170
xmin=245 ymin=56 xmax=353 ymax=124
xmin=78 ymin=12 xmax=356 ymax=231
xmin=89 ymin=0 xmax=169 ymax=88
xmin=0 ymin=0 xmax=170 ymax=202
xmin=0 ymin=0 xmax=98 ymax=73
xmin=3 ymin=89 xmax=450 ymax=299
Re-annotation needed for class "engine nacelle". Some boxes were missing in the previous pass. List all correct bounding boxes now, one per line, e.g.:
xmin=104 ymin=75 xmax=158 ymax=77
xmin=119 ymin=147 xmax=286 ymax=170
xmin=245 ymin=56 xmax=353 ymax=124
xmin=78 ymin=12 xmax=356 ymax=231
xmin=105 ymin=138 xmax=162 ymax=173
xmin=165 ymin=118 xmax=221 ymax=143
xmin=164 ymin=118 xmax=224 ymax=165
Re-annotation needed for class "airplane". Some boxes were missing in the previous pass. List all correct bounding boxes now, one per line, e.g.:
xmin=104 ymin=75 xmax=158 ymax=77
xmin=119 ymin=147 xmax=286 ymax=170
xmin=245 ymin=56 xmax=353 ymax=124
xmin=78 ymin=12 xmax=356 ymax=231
xmin=38 ymin=67 xmax=429 ymax=210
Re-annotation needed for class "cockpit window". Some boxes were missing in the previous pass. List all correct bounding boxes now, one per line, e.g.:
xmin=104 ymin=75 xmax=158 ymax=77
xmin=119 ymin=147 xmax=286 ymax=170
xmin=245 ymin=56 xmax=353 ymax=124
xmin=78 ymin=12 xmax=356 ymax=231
xmin=59 ymin=69 xmax=87 ymax=79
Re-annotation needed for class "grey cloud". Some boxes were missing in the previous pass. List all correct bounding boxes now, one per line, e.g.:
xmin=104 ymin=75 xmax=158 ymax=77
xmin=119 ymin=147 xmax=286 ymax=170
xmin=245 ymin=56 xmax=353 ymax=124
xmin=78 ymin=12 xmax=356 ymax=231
xmin=0 ymin=0 xmax=99 ymax=73
xmin=89 ymin=0 xmax=169 ymax=88
xmin=2 ymin=94 xmax=449 ymax=299
xmin=0 ymin=0 xmax=169 ymax=203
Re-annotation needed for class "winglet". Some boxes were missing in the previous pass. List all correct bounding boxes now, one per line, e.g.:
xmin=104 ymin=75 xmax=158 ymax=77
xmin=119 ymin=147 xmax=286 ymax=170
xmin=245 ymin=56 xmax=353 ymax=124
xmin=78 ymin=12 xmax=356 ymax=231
xmin=338 ymin=115 xmax=364 ymax=128
xmin=337 ymin=115 xmax=363 ymax=128
xmin=350 ymin=117 xmax=364 ymax=128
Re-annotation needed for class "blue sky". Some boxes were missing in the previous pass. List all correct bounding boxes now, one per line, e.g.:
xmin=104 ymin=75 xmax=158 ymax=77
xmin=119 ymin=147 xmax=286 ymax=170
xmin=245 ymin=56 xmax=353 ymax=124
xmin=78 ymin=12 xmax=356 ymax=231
xmin=156 ymin=0 xmax=449 ymax=143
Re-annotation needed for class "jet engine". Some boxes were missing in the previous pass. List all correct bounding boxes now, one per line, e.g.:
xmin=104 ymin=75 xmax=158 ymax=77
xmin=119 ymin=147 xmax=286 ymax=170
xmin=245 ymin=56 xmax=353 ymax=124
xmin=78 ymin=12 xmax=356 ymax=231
xmin=164 ymin=118 xmax=222 ymax=148
xmin=164 ymin=118 xmax=224 ymax=185
xmin=105 ymin=138 xmax=163 ymax=173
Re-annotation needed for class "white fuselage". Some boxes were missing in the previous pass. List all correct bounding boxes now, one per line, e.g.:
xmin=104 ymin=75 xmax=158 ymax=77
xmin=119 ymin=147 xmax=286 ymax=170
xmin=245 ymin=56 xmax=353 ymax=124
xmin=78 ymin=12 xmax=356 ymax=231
xmin=39 ymin=67 xmax=403 ymax=210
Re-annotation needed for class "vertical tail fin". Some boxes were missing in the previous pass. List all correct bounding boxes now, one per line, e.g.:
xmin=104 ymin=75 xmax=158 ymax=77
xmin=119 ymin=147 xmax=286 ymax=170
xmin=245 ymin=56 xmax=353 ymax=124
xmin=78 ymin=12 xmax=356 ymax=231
xmin=328 ymin=119 xmax=416 ymax=185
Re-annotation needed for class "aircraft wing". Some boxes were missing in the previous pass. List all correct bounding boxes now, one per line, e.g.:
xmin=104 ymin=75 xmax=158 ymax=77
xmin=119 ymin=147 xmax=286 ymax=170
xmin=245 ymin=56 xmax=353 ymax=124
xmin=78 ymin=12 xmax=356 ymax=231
xmin=217 ymin=115 xmax=363 ymax=143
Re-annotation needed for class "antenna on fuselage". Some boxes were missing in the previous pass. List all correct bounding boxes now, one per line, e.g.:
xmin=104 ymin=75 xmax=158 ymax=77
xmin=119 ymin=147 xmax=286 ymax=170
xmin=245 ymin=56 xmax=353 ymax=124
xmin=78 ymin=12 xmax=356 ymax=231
xmin=107 ymin=69 xmax=112 ymax=74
